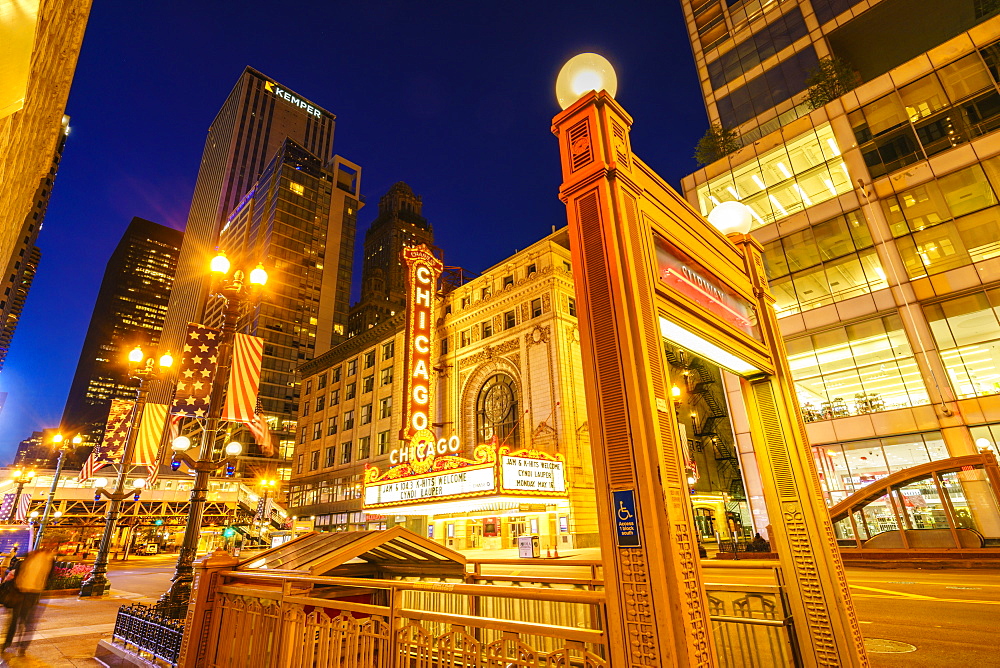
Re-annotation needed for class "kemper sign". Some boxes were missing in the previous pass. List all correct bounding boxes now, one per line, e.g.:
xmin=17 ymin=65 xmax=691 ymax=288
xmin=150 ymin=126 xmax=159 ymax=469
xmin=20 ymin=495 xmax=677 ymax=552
xmin=400 ymin=245 xmax=443 ymax=441
xmin=653 ymin=235 xmax=760 ymax=340
xmin=264 ymin=80 xmax=323 ymax=118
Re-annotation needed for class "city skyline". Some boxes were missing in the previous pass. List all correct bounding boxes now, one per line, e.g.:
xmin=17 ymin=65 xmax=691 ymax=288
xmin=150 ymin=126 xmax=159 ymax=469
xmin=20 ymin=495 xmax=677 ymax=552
xmin=0 ymin=1 xmax=705 ymax=461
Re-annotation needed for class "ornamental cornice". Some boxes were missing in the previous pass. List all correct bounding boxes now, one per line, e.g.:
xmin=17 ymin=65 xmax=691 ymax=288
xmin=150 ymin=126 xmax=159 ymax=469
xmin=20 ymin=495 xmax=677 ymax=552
xmin=457 ymin=338 xmax=520 ymax=370
xmin=442 ymin=266 xmax=573 ymax=327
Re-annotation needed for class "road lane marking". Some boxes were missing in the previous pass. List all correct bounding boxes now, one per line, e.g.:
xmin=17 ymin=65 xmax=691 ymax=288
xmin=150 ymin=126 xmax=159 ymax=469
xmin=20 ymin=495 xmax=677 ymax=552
xmin=849 ymin=585 xmax=933 ymax=599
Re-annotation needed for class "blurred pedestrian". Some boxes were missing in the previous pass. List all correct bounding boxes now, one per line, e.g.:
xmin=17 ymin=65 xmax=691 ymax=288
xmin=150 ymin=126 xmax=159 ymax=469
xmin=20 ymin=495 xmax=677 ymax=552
xmin=2 ymin=545 xmax=55 ymax=655
xmin=0 ymin=546 xmax=18 ymax=579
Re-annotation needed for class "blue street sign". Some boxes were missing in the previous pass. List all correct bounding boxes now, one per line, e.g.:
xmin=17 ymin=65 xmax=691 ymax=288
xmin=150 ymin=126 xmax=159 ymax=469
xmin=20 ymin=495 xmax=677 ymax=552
xmin=612 ymin=489 xmax=641 ymax=548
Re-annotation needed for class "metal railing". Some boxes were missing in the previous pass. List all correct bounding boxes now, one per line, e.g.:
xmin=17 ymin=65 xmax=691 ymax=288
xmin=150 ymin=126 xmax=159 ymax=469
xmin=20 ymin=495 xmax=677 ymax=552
xmin=111 ymin=602 xmax=187 ymax=665
xmin=207 ymin=570 xmax=608 ymax=667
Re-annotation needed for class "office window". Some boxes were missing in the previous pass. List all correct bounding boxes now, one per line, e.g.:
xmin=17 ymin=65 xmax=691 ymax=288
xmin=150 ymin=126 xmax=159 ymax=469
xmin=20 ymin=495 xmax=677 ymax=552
xmin=316 ymin=396 xmax=325 ymax=412
xmin=346 ymin=382 xmax=356 ymax=400
xmin=305 ymin=380 xmax=312 ymax=395
xmin=361 ymin=403 xmax=373 ymax=425
xmin=377 ymin=430 xmax=390 ymax=455
xmin=503 ymin=275 xmax=514 ymax=288
xmin=330 ymin=389 xmax=340 ymax=406
xmin=925 ymin=288 xmax=1000 ymax=398
xmin=325 ymin=446 xmax=336 ymax=467
xmin=380 ymin=366 xmax=393 ymax=386
xmin=347 ymin=359 xmax=357 ymax=376
xmin=362 ymin=375 xmax=374 ymax=393
xmin=343 ymin=410 xmax=355 ymax=430
xmin=317 ymin=373 xmax=327 ymax=390
xmin=327 ymin=415 xmax=338 ymax=436
xmin=568 ymin=297 xmax=576 ymax=317
xmin=299 ymin=426 xmax=307 ymax=444
xmin=382 ymin=341 xmax=395 ymax=360
xmin=461 ymin=296 xmax=471 ymax=308
xmin=531 ymin=298 xmax=542 ymax=318
xmin=312 ymin=423 xmax=322 ymax=440
xmin=504 ymin=310 xmax=516 ymax=329
xmin=364 ymin=350 xmax=375 ymax=369
xmin=460 ymin=330 xmax=471 ymax=347
xmin=358 ymin=436 xmax=371 ymax=459
xmin=310 ymin=451 xmax=320 ymax=471
xmin=527 ymin=263 xmax=537 ymax=275
xmin=332 ymin=366 xmax=342 ymax=383
xmin=788 ymin=313 xmax=928 ymax=422
xmin=482 ymin=321 xmax=493 ymax=339
xmin=302 ymin=400 xmax=310 ymax=417
xmin=379 ymin=396 xmax=392 ymax=419
xmin=296 ymin=454 xmax=304 ymax=474
xmin=441 ymin=337 xmax=449 ymax=355
xmin=341 ymin=441 xmax=352 ymax=464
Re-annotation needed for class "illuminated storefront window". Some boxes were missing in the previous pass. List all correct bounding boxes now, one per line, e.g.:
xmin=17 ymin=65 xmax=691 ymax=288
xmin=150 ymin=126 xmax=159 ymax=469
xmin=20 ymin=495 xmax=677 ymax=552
xmin=883 ymin=159 xmax=1000 ymax=278
xmin=812 ymin=432 xmax=948 ymax=505
xmin=786 ymin=313 xmax=928 ymax=421
xmin=924 ymin=289 xmax=1000 ymax=398
xmin=695 ymin=123 xmax=852 ymax=228
xmin=761 ymin=209 xmax=887 ymax=316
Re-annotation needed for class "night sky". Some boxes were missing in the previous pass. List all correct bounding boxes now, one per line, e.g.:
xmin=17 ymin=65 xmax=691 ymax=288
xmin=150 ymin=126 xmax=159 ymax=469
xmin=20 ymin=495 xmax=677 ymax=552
xmin=0 ymin=1 xmax=707 ymax=462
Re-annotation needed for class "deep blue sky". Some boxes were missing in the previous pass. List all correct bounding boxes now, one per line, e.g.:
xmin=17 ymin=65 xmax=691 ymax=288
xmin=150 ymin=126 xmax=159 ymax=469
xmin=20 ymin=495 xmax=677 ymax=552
xmin=0 ymin=1 xmax=707 ymax=462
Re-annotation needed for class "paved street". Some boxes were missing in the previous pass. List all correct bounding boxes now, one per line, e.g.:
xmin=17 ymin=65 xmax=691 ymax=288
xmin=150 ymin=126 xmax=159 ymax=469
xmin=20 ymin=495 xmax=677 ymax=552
xmin=0 ymin=552 xmax=996 ymax=666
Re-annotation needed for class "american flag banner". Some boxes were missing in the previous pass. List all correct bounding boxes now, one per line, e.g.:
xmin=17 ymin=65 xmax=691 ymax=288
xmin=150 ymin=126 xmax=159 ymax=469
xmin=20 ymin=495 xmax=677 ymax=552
xmin=254 ymin=496 xmax=273 ymax=524
xmin=247 ymin=398 xmax=274 ymax=457
xmin=222 ymin=333 xmax=264 ymax=423
xmin=171 ymin=323 xmax=221 ymax=418
xmin=15 ymin=494 xmax=30 ymax=523
xmin=78 ymin=398 xmax=133 ymax=482
xmin=0 ymin=494 xmax=15 ymax=520
xmin=133 ymin=403 xmax=169 ymax=465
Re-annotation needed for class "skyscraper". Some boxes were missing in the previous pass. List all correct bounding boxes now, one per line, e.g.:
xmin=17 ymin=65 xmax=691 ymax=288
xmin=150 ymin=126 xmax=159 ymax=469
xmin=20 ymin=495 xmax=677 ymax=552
xmin=61 ymin=218 xmax=183 ymax=446
xmin=347 ymin=183 xmax=435 ymax=336
xmin=679 ymin=0 xmax=1000 ymax=536
xmin=210 ymin=139 xmax=361 ymax=475
xmin=0 ymin=115 xmax=69 ymax=371
xmin=155 ymin=67 xmax=338 ymax=402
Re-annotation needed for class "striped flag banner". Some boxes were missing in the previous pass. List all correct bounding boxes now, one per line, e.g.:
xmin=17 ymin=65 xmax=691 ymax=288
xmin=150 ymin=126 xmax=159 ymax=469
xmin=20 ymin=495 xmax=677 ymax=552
xmin=172 ymin=322 xmax=221 ymax=418
xmin=15 ymin=494 xmax=30 ymax=523
xmin=0 ymin=494 xmax=15 ymax=520
xmin=248 ymin=398 xmax=274 ymax=457
xmin=222 ymin=333 xmax=264 ymax=423
xmin=79 ymin=398 xmax=133 ymax=482
xmin=133 ymin=403 xmax=169 ymax=465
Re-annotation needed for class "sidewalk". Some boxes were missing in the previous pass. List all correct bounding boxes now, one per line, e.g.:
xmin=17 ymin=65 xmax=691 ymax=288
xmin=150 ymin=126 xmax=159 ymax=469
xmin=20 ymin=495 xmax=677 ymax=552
xmin=0 ymin=587 xmax=157 ymax=668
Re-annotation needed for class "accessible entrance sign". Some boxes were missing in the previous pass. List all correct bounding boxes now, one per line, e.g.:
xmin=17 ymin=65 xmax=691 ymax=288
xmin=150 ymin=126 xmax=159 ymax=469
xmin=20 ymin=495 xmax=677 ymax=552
xmin=612 ymin=489 xmax=641 ymax=547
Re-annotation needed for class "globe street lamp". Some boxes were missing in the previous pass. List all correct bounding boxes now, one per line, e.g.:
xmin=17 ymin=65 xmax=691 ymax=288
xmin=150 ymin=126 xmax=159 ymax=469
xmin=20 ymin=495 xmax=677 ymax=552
xmin=162 ymin=252 xmax=266 ymax=605
xmin=5 ymin=469 xmax=36 ymax=523
xmin=80 ymin=346 xmax=172 ymax=597
xmin=33 ymin=433 xmax=82 ymax=549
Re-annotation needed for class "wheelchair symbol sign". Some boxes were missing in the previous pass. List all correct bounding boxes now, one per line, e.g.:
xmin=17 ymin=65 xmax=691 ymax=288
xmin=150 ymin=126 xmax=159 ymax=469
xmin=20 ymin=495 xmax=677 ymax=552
xmin=612 ymin=489 xmax=641 ymax=548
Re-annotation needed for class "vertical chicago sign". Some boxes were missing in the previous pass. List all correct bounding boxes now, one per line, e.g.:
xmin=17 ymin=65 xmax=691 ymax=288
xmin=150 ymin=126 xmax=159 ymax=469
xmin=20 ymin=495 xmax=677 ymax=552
xmin=400 ymin=245 xmax=443 ymax=460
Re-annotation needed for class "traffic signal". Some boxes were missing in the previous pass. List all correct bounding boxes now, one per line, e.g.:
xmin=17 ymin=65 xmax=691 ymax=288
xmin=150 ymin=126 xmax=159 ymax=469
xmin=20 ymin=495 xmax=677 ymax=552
xmin=154 ymin=519 xmax=164 ymax=526
xmin=222 ymin=527 xmax=236 ymax=538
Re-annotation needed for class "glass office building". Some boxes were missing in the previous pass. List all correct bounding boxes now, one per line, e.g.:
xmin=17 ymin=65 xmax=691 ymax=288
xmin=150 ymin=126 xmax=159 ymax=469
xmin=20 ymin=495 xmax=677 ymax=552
xmin=679 ymin=0 xmax=1000 ymax=535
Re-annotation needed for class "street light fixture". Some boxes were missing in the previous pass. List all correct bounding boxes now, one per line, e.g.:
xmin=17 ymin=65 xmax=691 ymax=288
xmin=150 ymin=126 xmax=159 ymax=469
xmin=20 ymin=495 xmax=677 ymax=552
xmin=162 ymin=251 xmax=266 ymax=605
xmin=79 ymin=344 xmax=172 ymax=597
xmin=5 ymin=469 xmax=36 ymax=523
xmin=33 ymin=432 xmax=82 ymax=549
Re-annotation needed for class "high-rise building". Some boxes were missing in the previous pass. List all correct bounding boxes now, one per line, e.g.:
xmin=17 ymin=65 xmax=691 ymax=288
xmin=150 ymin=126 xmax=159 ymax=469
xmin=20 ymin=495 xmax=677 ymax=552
xmin=0 ymin=114 xmax=70 ymax=371
xmin=679 ymin=0 xmax=1000 ymax=538
xmin=12 ymin=429 xmax=61 ymax=468
xmin=0 ymin=0 xmax=90 ymax=305
xmin=210 ymin=139 xmax=361 ymax=477
xmin=61 ymin=218 xmax=183 ymax=447
xmin=347 ymin=183 xmax=435 ymax=336
xmin=154 ymin=68 xmax=338 ymax=402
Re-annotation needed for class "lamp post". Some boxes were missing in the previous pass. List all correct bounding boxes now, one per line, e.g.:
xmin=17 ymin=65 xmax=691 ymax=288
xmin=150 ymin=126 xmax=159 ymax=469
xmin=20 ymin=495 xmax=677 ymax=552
xmin=256 ymin=478 xmax=277 ymax=540
xmin=34 ymin=433 xmax=82 ymax=549
xmin=5 ymin=469 xmax=36 ymax=523
xmin=162 ymin=252 xmax=266 ymax=605
xmin=79 ymin=346 xmax=173 ymax=597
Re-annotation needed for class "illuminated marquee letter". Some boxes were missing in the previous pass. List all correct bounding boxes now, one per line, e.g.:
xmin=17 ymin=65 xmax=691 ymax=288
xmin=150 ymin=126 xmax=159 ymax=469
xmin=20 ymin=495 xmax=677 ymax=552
xmin=400 ymin=245 xmax=443 ymax=443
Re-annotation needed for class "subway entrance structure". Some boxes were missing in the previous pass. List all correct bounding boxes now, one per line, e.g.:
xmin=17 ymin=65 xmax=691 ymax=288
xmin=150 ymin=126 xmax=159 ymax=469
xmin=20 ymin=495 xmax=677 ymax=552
xmin=552 ymin=56 xmax=868 ymax=666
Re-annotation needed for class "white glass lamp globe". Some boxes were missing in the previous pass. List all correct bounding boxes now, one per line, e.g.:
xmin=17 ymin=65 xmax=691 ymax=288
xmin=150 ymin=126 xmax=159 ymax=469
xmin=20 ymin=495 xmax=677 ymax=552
xmin=225 ymin=441 xmax=243 ymax=456
xmin=93 ymin=477 xmax=109 ymax=489
xmin=171 ymin=435 xmax=191 ymax=451
xmin=132 ymin=478 xmax=146 ymax=489
xmin=708 ymin=201 xmax=754 ymax=235
xmin=556 ymin=53 xmax=618 ymax=110
xmin=976 ymin=437 xmax=993 ymax=450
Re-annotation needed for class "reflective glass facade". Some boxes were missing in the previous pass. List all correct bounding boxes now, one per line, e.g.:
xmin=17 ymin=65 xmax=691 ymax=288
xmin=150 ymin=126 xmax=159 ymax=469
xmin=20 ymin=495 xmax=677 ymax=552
xmin=696 ymin=124 xmax=852 ymax=227
xmin=925 ymin=289 xmax=1000 ymax=399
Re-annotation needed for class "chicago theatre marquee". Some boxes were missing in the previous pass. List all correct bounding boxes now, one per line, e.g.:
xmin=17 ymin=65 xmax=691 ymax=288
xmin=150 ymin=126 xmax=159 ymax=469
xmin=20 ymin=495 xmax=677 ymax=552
xmin=289 ymin=229 xmax=600 ymax=550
